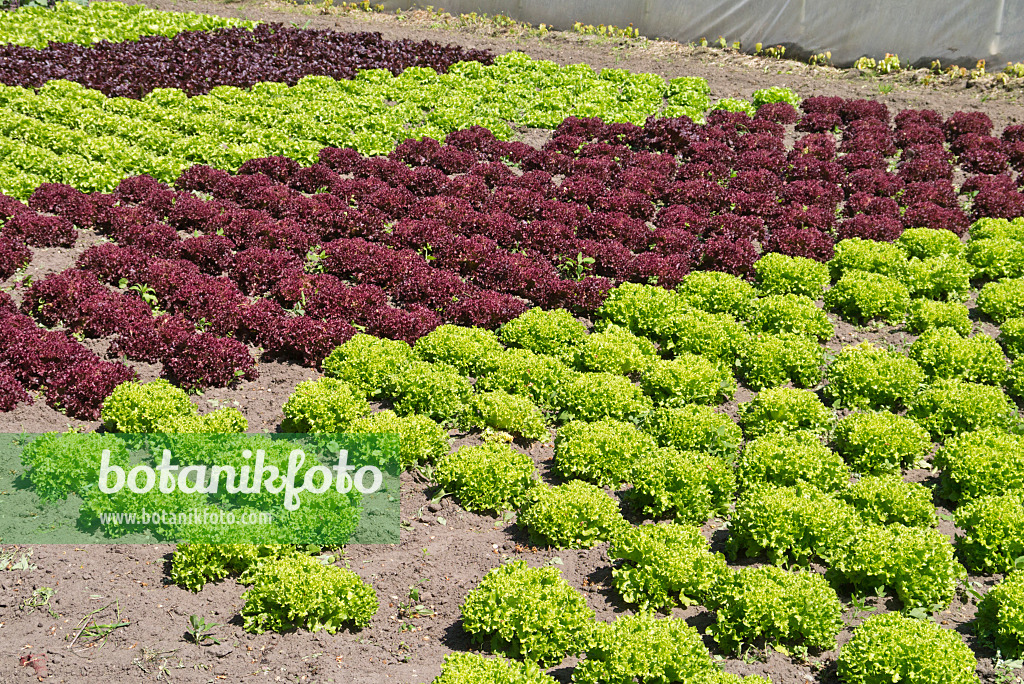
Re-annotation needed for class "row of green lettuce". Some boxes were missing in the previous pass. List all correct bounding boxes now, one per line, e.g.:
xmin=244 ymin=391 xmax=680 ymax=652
xmin=172 ymin=540 xmax=991 ymax=684
xmin=0 ymin=1 xmax=254 ymax=49
xmin=0 ymin=69 xmax=795 ymax=197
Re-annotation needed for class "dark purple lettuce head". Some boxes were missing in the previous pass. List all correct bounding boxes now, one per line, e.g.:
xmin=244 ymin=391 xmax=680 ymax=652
xmin=792 ymin=133 xmax=837 ymax=161
xmin=554 ymin=116 xmax=606 ymax=140
xmin=46 ymin=359 xmax=137 ymax=420
xmin=896 ymin=125 xmax=944 ymax=149
xmin=895 ymin=109 xmax=942 ymax=129
xmin=796 ymin=111 xmax=842 ymax=134
xmin=366 ymin=304 xmax=441 ymax=345
xmin=700 ymin=236 xmax=758 ymax=278
xmin=839 ymin=99 xmax=890 ymax=124
xmin=237 ymin=156 xmax=302 ymax=183
xmin=0 ymin=368 xmax=29 ymax=412
xmin=842 ymin=169 xmax=903 ymax=199
xmin=837 ymin=215 xmax=905 ymax=242
xmin=5 ymin=213 xmax=76 ymax=248
xmin=318 ymin=147 xmax=363 ymax=174
xmin=765 ymin=227 xmax=834 ymax=261
xmin=161 ymin=333 xmax=257 ymax=391
xmin=902 ymin=202 xmax=970 ymax=235
xmin=755 ymin=102 xmax=798 ymax=124
xmin=0 ymin=235 xmax=30 ymax=281
xmin=442 ymin=290 xmax=530 ymax=329
xmin=175 ymin=165 xmax=231 ymax=193
xmin=943 ymin=111 xmax=993 ymax=141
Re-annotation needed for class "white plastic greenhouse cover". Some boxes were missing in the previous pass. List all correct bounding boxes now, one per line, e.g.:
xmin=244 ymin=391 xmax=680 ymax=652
xmin=382 ymin=0 xmax=1024 ymax=68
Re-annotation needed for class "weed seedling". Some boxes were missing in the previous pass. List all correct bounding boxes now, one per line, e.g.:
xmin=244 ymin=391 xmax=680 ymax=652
xmin=184 ymin=614 xmax=222 ymax=646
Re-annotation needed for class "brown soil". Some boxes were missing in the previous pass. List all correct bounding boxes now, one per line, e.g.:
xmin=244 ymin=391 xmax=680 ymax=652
xmin=2 ymin=4 xmax=1022 ymax=683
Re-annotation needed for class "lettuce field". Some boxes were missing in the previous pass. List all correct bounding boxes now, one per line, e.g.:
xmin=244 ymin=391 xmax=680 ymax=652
xmin=3 ymin=2 xmax=1024 ymax=682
